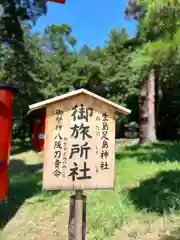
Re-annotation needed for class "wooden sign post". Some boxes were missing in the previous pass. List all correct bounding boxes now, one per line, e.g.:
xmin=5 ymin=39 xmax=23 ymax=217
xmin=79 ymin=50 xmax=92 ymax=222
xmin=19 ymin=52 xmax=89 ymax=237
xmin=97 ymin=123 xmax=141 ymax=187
xmin=28 ymin=89 xmax=131 ymax=240
xmin=68 ymin=191 xmax=86 ymax=240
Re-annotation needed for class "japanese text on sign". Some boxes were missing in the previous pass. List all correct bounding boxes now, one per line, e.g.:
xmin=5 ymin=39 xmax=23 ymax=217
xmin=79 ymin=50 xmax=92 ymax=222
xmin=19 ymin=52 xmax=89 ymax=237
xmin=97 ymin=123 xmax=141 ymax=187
xmin=100 ymin=113 xmax=109 ymax=170
xmin=68 ymin=104 xmax=93 ymax=181
xmin=53 ymin=109 xmax=63 ymax=178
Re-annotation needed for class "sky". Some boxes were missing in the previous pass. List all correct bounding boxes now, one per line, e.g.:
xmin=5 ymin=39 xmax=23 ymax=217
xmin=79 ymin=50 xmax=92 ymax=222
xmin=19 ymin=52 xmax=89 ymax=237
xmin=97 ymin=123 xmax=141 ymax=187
xmin=33 ymin=0 xmax=138 ymax=49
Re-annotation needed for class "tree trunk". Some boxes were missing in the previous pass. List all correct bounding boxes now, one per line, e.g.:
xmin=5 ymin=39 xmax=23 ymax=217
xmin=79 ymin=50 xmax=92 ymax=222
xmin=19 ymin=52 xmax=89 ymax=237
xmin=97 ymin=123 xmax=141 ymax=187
xmin=139 ymin=79 xmax=148 ymax=144
xmin=155 ymin=65 xmax=162 ymax=138
xmin=139 ymin=68 xmax=157 ymax=144
xmin=147 ymin=68 xmax=156 ymax=142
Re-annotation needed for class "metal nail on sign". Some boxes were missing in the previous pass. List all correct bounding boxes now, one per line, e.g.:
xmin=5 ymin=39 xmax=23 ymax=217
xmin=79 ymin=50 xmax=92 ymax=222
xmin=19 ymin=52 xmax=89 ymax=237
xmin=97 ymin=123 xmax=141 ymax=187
xmin=28 ymin=89 xmax=131 ymax=190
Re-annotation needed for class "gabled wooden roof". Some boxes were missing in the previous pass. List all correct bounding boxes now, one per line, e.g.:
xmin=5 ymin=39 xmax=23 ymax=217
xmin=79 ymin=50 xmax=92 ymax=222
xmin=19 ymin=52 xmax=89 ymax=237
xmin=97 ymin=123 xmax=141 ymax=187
xmin=28 ymin=88 xmax=131 ymax=115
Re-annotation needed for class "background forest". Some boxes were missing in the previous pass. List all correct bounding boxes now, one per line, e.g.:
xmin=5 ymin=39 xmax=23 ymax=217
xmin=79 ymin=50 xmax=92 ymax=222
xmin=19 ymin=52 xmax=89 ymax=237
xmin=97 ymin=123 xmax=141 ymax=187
xmin=1 ymin=0 xmax=180 ymax=145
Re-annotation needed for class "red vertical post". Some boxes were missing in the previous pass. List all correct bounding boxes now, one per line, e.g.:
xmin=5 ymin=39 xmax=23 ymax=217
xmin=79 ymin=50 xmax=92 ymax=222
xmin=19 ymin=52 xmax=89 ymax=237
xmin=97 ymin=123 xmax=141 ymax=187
xmin=48 ymin=0 xmax=66 ymax=3
xmin=0 ymin=84 xmax=17 ymax=200
xmin=39 ymin=114 xmax=46 ymax=152
xmin=33 ymin=119 xmax=40 ymax=151
xmin=32 ymin=114 xmax=45 ymax=152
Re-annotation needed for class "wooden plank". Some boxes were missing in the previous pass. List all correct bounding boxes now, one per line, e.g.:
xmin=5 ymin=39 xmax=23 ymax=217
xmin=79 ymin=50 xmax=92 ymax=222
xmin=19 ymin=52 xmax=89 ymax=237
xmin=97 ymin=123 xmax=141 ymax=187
xmin=28 ymin=89 xmax=131 ymax=115
xmin=43 ymin=93 xmax=116 ymax=190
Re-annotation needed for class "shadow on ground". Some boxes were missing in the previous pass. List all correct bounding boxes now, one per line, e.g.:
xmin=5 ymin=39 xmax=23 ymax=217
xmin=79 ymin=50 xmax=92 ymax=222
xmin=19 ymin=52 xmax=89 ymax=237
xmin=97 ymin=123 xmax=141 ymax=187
xmin=0 ymin=158 xmax=57 ymax=230
xmin=116 ymin=141 xmax=180 ymax=163
xmin=8 ymin=158 xmax=43 ymax=177
xmin=127 ymin=170 xmax=180 ymax=215
xmin=160 ymin=227 xmax=180 ymax=240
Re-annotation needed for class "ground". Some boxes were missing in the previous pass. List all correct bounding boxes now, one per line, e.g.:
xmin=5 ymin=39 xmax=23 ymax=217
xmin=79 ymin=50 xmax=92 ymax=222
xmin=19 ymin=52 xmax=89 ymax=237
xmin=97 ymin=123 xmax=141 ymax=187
xmin=1 ymin=141 xmax=180 ymax=240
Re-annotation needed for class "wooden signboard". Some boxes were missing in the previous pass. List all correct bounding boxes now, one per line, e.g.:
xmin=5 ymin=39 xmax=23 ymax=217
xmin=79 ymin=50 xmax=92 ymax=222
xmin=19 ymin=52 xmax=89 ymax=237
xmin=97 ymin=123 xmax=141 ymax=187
xmin=28 ymin=89 xmax=131 ymax=190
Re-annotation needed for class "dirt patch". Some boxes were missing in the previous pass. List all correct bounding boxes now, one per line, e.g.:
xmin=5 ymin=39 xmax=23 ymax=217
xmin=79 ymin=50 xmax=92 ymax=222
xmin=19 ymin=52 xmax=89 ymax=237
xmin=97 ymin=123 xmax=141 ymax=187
xmin=1 ymin=199 xmax=69 ymax=240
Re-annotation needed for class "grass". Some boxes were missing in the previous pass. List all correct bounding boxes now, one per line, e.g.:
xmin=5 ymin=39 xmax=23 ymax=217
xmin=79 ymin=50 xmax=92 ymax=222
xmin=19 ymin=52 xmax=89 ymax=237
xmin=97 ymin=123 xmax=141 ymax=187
xmin=1 ymin=141 xmax=180 ymax=239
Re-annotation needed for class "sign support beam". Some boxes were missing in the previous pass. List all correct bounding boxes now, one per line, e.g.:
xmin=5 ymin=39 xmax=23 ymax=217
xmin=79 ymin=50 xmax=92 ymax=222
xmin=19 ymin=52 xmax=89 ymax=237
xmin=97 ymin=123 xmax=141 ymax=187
xmin=68 ymin=191 xmax=86 ymax=240
xmin=75 ymin=190 xmax=83 ymax=240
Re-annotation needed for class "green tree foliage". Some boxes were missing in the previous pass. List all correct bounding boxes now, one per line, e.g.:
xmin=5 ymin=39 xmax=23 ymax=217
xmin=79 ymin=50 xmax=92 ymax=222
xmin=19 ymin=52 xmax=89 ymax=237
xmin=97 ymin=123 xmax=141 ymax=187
xmin=6 ymin=23 xmax=139 ymax=142
xmin=126 ymin=0 xmax=180 ymax=71
xmin=0 ymin=0 xmax=46 ymax=48
xmin=125 ymin=0 xmax=180 ymax=142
